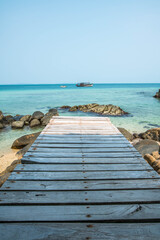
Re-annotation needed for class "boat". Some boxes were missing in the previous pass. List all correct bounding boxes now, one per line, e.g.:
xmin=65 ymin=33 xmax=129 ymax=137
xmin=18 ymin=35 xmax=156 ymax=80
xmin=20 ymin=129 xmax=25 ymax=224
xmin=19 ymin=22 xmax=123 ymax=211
xmin=76 ymin=82 xmax=93 ymax=87
xmin=60 ymin=85 xmax=67 ymax=88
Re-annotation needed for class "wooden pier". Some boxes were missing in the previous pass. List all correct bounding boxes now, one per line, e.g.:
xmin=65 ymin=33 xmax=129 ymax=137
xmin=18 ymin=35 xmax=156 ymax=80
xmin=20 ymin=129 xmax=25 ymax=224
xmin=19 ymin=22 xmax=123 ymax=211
xmin=1 ymin=116 xmax=160 ymax=239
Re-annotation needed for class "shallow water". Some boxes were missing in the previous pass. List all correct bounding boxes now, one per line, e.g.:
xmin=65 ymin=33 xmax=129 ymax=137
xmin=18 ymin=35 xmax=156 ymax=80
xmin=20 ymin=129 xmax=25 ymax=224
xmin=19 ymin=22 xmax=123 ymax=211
xmin=0 ymin=83 xmax=160 ymax=152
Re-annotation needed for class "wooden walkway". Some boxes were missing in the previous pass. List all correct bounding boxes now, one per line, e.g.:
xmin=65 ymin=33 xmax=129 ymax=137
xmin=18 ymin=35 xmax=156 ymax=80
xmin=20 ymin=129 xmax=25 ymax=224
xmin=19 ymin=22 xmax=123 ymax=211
xmin=1 ymin=116 xmax=160 ymax=239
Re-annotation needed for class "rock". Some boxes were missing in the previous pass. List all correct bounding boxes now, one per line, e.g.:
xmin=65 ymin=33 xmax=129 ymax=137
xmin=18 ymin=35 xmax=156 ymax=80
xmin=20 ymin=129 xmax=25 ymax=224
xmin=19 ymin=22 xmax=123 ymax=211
xmin=61 ymin=106 xmax=71 ymax=109
xmin=4 ymin=115 xmax=14 ymax=124
xmin=144 ymin=154 xmax=156 ymax=167
xmin=32 ymin=111 xmax=44 ymax=120
xmin=118 ymin=128 xmax=133 ymax=141
xmin=16 ymin=143 xmax=32 ymax=159
xmin=41 ymin=109 xmax=59 ymax=126
xmin=69 ymin=106 xmax=78 ymax=112
xmin=132 ymin=138 xmax=142 ymax=145
xmin=13 ymin=115 xmax=23 ymax=121
xmin=30 ymin=119 xmax=40 ymax=127
xmin=11 ymin=132 xmax=41 ymax=149
xmin=0 ymin=111 xmax=3 ymax=121
xmin=11 ymin=121 xmax=24 ymax=129
xmin=133 ymin=133 xmax=139 ymax=139
xmin=152 ymin=151 xmax=160 ymax=159
xmin=0 ymin=123 xmax=4 ymax=129
xmin=68 ymin=103 xmax=128 ymax=115
xmin=139 ymin=128 xmax=160 ymax=141
xmin=134 ymin=139 xmax=160 ymax=156
xmin=20 ymin=115 xmax=31 ymax=122
xmin=154 ymin=89 xmax=160 ymax=98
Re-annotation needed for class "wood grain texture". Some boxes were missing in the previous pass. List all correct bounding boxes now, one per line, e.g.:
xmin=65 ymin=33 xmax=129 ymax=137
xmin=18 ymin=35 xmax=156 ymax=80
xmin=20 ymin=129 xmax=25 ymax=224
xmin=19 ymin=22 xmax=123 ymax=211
xmin=2 ymin=179 xmax=160 ymax=191
xmin=1 ymin=116 xmax=160 ymax=240
xmin=0 ymin=223 xmax=160 ymax=240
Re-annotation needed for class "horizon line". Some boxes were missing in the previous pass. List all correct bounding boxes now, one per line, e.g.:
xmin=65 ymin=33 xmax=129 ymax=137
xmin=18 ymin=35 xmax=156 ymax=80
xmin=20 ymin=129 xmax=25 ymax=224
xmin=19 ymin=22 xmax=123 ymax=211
xmin=0 ymin=82 xmax=160 ymax=86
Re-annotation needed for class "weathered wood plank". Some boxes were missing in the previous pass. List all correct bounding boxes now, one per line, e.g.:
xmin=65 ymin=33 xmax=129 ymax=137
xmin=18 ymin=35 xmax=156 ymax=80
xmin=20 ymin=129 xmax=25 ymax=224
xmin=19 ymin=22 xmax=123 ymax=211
xmin=1 ymin=204 xmax=160 ymax=221
xmin=8 ymin=171 xmax=159 ymax=181
xmin=0 ymin=223 xmax=160 ymax=240
xmin=38 ymin=134 xmax=124 ymax=138
xmin=31 ymin=143 xmax=131 ymax=148
xmin=21 ymin=156 xmax=144 ymax=164
xmin=28 ymin=147 xmax=137 ymax=154
xmin=14 ymin=163 xmax=152 ymax=172
xmin=24 ymin=152 xmax=141 ymax=158
xmin=1 ymin=189 xmax=160 ymax=205
xmin=2 ymin=179 xmax=160 ymax=191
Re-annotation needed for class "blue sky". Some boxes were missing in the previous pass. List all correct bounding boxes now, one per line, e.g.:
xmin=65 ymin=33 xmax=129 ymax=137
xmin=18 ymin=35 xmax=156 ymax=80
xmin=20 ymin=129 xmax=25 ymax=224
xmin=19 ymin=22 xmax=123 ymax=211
xmin=0 ymin=0 xmax=160 ymax=84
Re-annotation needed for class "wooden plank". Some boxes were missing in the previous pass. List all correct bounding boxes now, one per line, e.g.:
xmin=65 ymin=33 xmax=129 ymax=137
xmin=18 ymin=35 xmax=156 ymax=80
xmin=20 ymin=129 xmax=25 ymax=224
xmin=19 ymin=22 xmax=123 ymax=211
xmin=0 ymin=223 xmax=160 ymax=240
xmin=1 ymin=189 xmax=160 ymax=205
xmin=34 ymin=139 xmax=129 ymax=144
xmin=42 ymin=131 xmax=120 ymax=135
xmin=24 ymin=152 xmax=141 ymax=158
xmin=37 ymin=133 xmax=125 ymax=139
xmin=8 ymin=171 xmax=159 ymax=181
xmin=21 ymin=157 xmax=144 ymax=164
xmin=31 ymin=143 xmax=132 ymax=148
xmin=1 ymin=204 xmax=160 ymax=221
xmin=14 ymin=163 xmax=152 ymax=172
xmin=2 ymin=179 xmax=160 ymax=191
xmin=28 ymin=147 xmax=137 ymax=154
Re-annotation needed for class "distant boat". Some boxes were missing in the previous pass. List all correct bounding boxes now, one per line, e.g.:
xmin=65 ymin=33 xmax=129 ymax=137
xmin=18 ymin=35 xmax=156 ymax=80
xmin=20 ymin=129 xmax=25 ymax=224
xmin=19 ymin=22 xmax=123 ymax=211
xmin=76 ymin=82 xmax=93 ymax=87
xmin=60 ymin=85 xmax=67 ymax=88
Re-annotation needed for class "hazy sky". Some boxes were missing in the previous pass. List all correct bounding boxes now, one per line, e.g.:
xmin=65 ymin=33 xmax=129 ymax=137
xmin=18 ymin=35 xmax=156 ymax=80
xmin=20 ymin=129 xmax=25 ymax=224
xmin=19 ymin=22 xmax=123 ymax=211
xmin=0 ymin=0 xmax=160 ymax=84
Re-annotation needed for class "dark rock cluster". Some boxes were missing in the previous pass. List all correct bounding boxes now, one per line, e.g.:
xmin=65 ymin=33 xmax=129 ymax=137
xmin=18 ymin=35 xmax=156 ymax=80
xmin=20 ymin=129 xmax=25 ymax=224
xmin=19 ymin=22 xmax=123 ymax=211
xmin=0 ymin=109 xmax=59 ymax=129
xmin=61 ymin=103 xmax=128 ymax=116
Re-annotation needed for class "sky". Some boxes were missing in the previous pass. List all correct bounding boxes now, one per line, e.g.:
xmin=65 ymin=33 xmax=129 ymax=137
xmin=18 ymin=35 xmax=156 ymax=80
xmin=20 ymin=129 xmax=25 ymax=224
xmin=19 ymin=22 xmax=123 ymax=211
xmin=0 ymin=0 xmax=160 ymax=84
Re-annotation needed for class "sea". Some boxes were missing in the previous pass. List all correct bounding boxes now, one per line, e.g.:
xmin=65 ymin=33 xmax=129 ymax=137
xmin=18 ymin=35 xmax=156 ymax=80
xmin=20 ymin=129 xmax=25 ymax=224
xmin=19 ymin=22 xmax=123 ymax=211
xmin=0 ymin=83 xmax=160 ymax=153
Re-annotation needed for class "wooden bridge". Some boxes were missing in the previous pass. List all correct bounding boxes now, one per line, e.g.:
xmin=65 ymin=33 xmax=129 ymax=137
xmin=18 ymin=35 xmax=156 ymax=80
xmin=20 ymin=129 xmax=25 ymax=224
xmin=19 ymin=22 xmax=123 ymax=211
xmin=1 ymin=116 xmax=160 ymax=239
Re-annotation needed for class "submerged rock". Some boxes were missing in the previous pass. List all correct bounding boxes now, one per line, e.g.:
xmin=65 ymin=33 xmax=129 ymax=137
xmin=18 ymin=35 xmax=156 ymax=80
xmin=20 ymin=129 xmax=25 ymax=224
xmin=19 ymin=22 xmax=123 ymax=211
xmin=134 ymin=139 xmax=160 ymax=156
xmin=118 ymin=128 xmax=133 ymax=141
xmin=11 ymin=121 xmax=24 ymax=129
xmin=11 ymin=132 xmax=41 ymax=149
xmin=68 ymin=103 xmax=128 ymax=116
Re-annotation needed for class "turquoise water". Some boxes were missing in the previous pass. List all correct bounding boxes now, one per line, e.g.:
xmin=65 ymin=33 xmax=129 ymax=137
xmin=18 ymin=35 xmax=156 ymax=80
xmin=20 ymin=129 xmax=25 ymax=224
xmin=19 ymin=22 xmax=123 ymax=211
xmin=0 ymin=83 xmax=160 ymax=152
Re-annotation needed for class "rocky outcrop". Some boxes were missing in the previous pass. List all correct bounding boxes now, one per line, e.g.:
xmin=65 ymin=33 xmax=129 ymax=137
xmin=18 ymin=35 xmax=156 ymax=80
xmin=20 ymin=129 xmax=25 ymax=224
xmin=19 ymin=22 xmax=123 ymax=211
xmin=62 ymin=103 xmax=128 ymax=116
xmin=61 ymin=106 xmax=71 ymax=109
xmin=118 ymin=128 xmax=133 ymax=141
xmin=11 ymin=121 xmax=24 ymax=129
xmin=11 ymin=132 xmax=41 ymax=149
xmin=153 ymin=89 xmax=160 ymax=98
xmin=134 ymin=139 xmax=160 ymax=156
